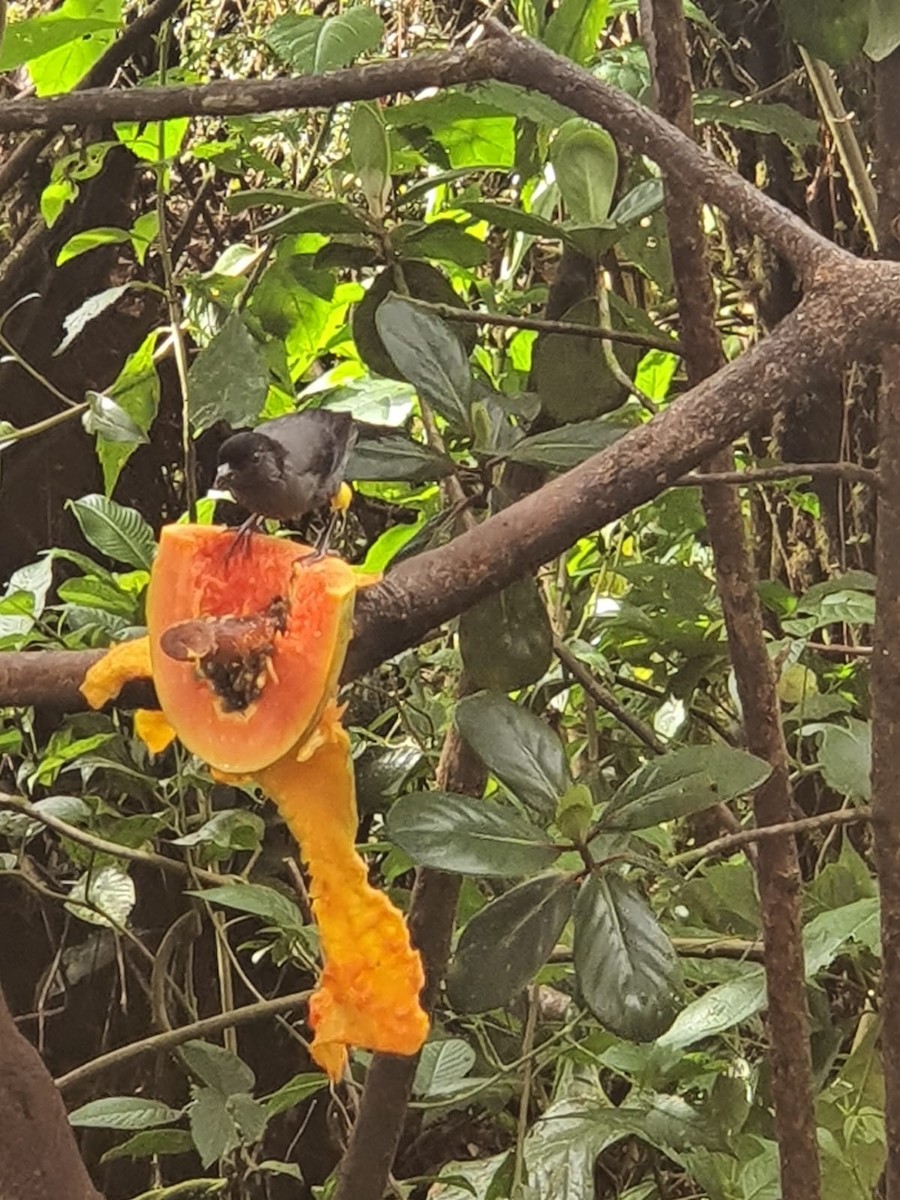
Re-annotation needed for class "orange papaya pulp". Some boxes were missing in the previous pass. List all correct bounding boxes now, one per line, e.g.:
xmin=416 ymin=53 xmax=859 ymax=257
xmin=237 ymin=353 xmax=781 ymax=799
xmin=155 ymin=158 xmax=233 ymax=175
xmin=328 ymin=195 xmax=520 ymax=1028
xmin=146 ymin=525 xmax=362 ymax=774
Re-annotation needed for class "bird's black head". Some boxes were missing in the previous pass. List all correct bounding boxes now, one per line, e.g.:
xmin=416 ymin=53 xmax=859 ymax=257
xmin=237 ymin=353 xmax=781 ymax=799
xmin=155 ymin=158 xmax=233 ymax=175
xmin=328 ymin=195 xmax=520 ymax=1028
xmin=214 ymin=431 xmax=284 ymax=495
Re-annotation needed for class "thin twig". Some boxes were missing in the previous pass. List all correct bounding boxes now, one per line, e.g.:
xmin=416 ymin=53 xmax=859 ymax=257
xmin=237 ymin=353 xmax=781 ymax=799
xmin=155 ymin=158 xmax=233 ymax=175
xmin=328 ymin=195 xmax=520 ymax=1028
xmin=669 ymin=806 xmax=871 ymax=866
xmin=554 ymin=636 xmax=666 ymax=753
xmin=55 ymin=987 xmax=310 ymax=1091
xmin=0 ymin=794 xmax=230 ymax=887
xmin=420 ymin=301 xmax=682 ymax=353
xmin=677 ymin=463 xmax=877 ymax=487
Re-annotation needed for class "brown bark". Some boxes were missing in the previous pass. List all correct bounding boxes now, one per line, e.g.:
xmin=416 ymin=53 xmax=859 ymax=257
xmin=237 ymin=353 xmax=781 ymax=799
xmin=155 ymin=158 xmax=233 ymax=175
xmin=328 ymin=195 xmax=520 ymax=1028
xmin=869 ymin=45 xmax=900 ymax=1200
xmin=641 ymin=3 xmax=821 ymax=1196
xmin=0 ymin=985 xmax=103 ymax=1200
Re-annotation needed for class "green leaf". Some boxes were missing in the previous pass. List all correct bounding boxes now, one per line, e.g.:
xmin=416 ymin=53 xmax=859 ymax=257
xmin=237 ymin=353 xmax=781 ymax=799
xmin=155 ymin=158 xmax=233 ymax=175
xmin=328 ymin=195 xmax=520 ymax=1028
xmin=395 ymin=220 xmax=489 ymax=268
xmin=551 ymin=119 xmax=619 ymax=226
xmin=264 ymin=1073 xmax=327 ymax=1116
xmin=82 ymin=391 xmax=148 ymax=444
xmin=172 ymin=810 xmax=265 ymax=856
xmin=807 ymin=719 xmax=871 ymax=800
xmin=660 ymin=897 xmax=879 ymax=1050
xmin=374 ymin=293 xmax=472 ymax=426
xmin=265 ymin=8 xmax=384 ymax=74
xmin=69 ymin=1096 xmax=181 ymax=1129
xmin=57 ymin=575 xmax=138 ymax=617
xmin=460 ymin=200 xmax=563 ymax=239
xmin=459 ymin=577 xmax=553 ymax=692
xmin=0 ymin=14 xmax=119 ymax=72
xmin=188 ymin=883 xmax=305 ymax=932
xmin=866 ymin=0 xmax=900 ymax=59
xmin=181 ymin=1040 xmax=255 ymax=1097
xmin=693 ymin=89 xmax=819 ymax=146
xmin=447 ymin=873 xmax=577 ymax=1012
xmin=57 ymin=284 xmax=130 ymax=356
xmin=609 ymin=178 xmax=665 ymax=225
xmin=361 ymin=517 xmax=428 ymax=573
xmin=188 ymin=312 xmax=269 ymax=434
xmin=574 ymin=873 xmax=683 ymax=1041
xmin=543 ymin=0 xmax=610 ymax=64
xmin=386 ymin=791 xmax=561 ymax=876
xmin=454 ymin=692 xmax=571 ymax=817
xmin=532 ymin=298 xmax=638 ymax=421
xmin=67 ymin=864 xmax=135 ymax=927
xmin=27 ymin=0 xmax=121 ymax=96
xmin=114 ymin=117 xmax=189 ymax=164
xmin=67 ymin=493 xmax=156 ymax=569
xmin=779 ymin=0 xmax=868 ymax=64
xmin=256 ymin=198 xmax=370 ymax=237
xmin=56 ymin=226 xmax=129 ymax=267
xmin=347 ymin=428 xmax=453 ymax=483
xmin=413 ymin=1039 xmax=477 ymax=1097
xmin=507 ymin=417 xmax=629 ymax=471
xmin=189 ymin=1087 xmax=237 ymax=1167
xmin=350 ymin=101 xmax=391 ymax=217
xmin=100 ymin=1129 xmax=194 ymax=1163
xmin=96 ymin=330 xmax=160 ymax=494
xmin=601 ymin=745 xmax=772 ymax=831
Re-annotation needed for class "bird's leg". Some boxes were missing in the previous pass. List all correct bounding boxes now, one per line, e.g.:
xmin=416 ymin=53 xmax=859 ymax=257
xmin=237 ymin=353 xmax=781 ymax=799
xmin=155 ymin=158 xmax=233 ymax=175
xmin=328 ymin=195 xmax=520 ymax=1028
xmin=226 ymin=513 xmax=263 ymax=562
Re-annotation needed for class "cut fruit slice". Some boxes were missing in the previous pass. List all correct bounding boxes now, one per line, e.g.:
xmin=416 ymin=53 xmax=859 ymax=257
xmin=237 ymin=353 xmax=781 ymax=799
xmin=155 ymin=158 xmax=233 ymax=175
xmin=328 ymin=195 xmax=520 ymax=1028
xmin=147 ymin=525 xmax=359 ymax=773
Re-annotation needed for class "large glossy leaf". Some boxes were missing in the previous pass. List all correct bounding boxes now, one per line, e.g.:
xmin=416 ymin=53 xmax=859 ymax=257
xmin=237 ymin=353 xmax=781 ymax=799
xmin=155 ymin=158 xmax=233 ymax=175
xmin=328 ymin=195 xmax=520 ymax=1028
xmin=347 ymin=428 xmax=453 ymax=483
xmin=67 ymin=494 xmax=156 ymax=569
xmin=454 ymin=692 xmax=571 ymax=817
xmin=507 ymin=417 xmax=630 ymax=471
xmin=265 ymin=8 xmax=384 ymax=74
xmin=551 ymin=120 xmax=618 ymax=226
xmin=459 ymin=576 xmax=553 ymax=692
xmin=386 ymin=792 xmax=560 ymax=876
xmin=447 ymin=873 xmax=578 ymax=1012
xmin=600 ymin=744 xmax=771 ymax=831
xmin=574 ymin=873 xmax=683 ymax=1041
xmin=375 ymin=294 xmax=472 ymax=426
xmin=187 ymin=312 xmax=268 ymax=434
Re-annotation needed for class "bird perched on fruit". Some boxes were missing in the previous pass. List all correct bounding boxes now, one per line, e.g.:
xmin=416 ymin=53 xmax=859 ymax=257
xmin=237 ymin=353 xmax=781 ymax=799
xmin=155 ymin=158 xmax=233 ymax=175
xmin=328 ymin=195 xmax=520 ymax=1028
xmin=214 ymin=409 xmax=357 ymax=557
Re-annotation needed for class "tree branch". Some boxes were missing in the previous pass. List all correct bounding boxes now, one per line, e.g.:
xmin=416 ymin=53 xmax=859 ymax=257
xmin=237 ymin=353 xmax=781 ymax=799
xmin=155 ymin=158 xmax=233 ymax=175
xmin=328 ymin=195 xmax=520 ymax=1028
xmin=0 ymin=27 xmax=839 ymax=278
xmin=0 ymin=266 xmax=895 ymax=710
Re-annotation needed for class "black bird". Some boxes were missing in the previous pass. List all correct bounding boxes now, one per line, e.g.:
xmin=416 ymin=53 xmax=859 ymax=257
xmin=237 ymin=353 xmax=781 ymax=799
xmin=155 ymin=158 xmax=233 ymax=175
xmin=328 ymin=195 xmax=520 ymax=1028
xmin=214 ymin=410 xmax=357 ymax=557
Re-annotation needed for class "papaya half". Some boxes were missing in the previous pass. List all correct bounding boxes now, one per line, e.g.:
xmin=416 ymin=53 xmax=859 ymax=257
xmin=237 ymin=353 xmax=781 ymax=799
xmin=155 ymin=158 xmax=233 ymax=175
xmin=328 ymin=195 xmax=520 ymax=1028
xmin=146 ymin=526 xmax=360 ymax=774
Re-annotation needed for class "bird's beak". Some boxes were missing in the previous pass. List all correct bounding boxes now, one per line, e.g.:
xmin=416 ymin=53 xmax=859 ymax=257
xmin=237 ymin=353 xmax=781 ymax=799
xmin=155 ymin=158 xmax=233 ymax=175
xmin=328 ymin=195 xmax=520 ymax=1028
xmin=214 ymin=464 xmax=233 ymax=493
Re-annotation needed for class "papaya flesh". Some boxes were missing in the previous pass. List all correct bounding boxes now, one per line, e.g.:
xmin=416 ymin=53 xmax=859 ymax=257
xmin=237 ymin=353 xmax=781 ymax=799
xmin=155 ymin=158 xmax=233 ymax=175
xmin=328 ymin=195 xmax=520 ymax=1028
xmin=147 ymin=525 xmax=359 ymax=774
